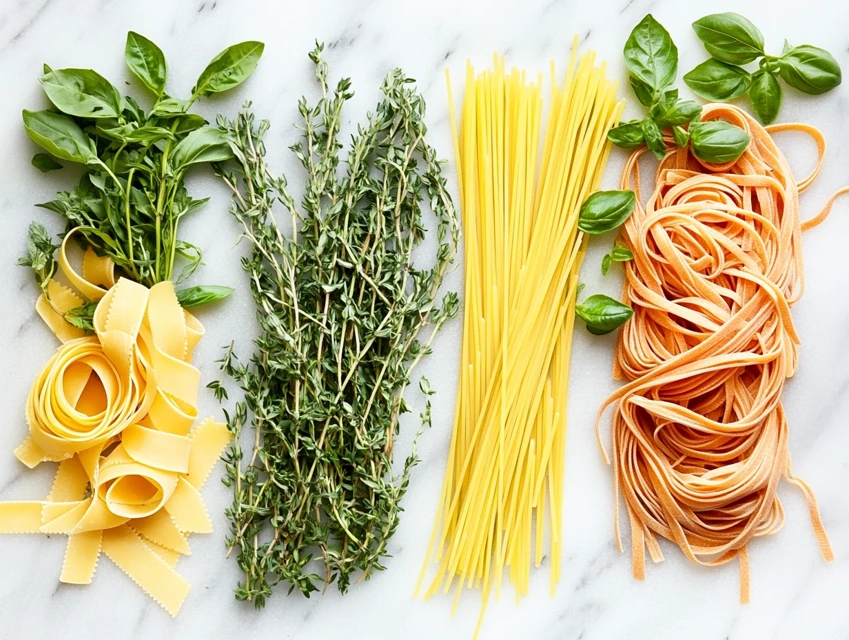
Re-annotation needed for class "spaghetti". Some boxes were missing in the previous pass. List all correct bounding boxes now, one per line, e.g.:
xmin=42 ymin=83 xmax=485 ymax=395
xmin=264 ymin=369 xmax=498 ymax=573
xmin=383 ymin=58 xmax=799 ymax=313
xmin=599 ymin=103 xmax=843 ymax=601
xmin=418 ymin=42 xmax=623 ymax=635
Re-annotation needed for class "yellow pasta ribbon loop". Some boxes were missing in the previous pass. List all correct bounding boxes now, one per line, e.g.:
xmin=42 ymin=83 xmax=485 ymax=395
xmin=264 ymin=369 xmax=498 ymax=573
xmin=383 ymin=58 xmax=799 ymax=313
xmin=0 ymin=242 xmax=231 ymax=617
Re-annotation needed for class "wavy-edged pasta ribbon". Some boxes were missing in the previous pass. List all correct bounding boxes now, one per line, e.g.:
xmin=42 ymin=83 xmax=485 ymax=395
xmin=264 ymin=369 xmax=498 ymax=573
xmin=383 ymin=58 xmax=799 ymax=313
xmin=0 ymin=234 xmax=231 ymax=616
xmin=598 ymin=104 xmax=845 ymax=602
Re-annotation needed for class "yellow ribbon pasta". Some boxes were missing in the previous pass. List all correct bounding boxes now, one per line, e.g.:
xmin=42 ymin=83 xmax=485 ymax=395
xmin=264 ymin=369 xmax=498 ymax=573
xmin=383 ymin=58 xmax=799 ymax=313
xmin=0 ymin=240 xmax=231 ymax=616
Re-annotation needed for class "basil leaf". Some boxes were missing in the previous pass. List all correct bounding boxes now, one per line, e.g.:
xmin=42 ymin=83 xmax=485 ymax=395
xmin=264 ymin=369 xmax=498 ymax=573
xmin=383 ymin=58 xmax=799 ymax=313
xmin=779 ymin=45 xmax=842 ymax=95
xmin=152 ymin=96 xmax=190 ymax=116
xmin=576 ymin=294 xmax=634 ymax=335
xmin=175 ymin=285 xmax=234 ymax=308
xmin=673 ymin=125 xmax=690 ymax=147
xmin=749 ymin=71 xmax=782 ymax=124
xmin=689 ymin=121 xmax=749 ymax=164
xmin=31 ymin=153 xmax=63 ymax=172
xmin=22 ymin=109 xmax=97 ymax=164
xmin=642 ymin=118 xmax=666 ymax=159
xmin=39 ymin=68 xmax=122 ymax=119
xmin=578 ymin=190 xmax=636 ymax=235
xmin=624 ymin=14 xmax=678 ymax=91
xmin=123 ymin=125 xmax=176 ymax=144
xmin=192 ymin=41 xmax=264 ymax=98
xmin=692 ymin=13 xmax=764 ymax=65
xmin=683 ymin=59 xmax=752 ymax=101
xmin=172 ymin=113 xmax=207 ymax=135
xmin=125 ymin=31 xmax=167 ymax=97
xmin=607 ymin=120 xmax=645 ymax=148
xmin=629 ymin=75 xmax=655 ymax=107
xmin=610 ymin=243 xmax=634 ymax=262
xmin=170 ymin=126 xmax=233 ymax=170
xmin=601 ymin=254 xmax=612 ymax=276
xmin=655 ymin=100 xmax=701 ymax=128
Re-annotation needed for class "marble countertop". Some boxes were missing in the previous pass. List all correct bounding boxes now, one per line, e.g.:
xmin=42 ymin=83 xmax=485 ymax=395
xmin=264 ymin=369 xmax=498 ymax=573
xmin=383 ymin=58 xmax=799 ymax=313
xmin=1 ymin=0 xmax=848 ymax=638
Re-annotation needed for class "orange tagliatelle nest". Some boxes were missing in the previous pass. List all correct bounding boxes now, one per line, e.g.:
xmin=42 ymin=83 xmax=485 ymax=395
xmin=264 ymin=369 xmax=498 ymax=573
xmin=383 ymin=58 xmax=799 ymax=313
xmin=598 ymin=104 xmax=845 ymax=601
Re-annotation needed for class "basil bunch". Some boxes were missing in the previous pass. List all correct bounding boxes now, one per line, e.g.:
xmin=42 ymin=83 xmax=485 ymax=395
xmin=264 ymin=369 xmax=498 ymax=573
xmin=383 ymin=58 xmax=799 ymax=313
xmin=684 ymin=13 xmax=841 ymax=124
xmin=21 ymin=31 xmax=263 ymax=304
xmin=609 ymin=14 xmax=750 ymax=164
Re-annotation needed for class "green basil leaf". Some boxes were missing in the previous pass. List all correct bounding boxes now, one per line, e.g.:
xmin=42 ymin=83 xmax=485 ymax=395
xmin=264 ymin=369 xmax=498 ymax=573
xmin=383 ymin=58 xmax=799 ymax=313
xmin=39 ymin=68 xmax=122 ymax=119
xmin=152 ymin=96 xmax=190 ymax=116
xmin=170 ymin=126 xmax=233 ymax=170
xmin=683 ymin=59 xmax=752 ymax=101
xmin=42 ymin=63 xmax=52 ymax=74
xmin=125 ymin=31 xmax=167 ymax=97
xmin=123 ymin=125 xmax=175 ymax=144
xmin=692 ymin=13 xmax=764 ymax=65
xmin=22 ymin=109 xmax=97 ymax=164
xmin=575 ymin=294 xmax=634 ymax=335
xmin=642 ymin=118 xmax=666 ymax=159
xmin=673 ymin=125 xmax=690 ymax=147
xmin=624 ymin=14 xmax=678 ymax=91
xmin=31 ymin=153 xmax=63 ymax=172
xmin=607 ymin=120 xmax=645 ymax=148
xmin=782 ymin=39 xmax=793 ymax=56
xmin=192 ymin=41 xmax=264 ymax=98
xmin=689 ymin=121 xmax=749 ymax=163
xmin=749 ymin=71 xmax=782 ymax=124
xmin=578 ymin=190 xmax=636 ymax=234
xmin=629 ymin=75 xmax=655 ymax=107
xmin=172 ymin=113 xmax=207 ymax=135
xmin=779 ymin=45 xmax=842 ymax=95
xmin=655 ymin=100 xmax=702 ymax=128
xmin=601 ymin=254 xmax=613 ymax=276
xmin=175 ymin=285 xmax=234 ymax=308
xmin=610 ymin=243 xmax=634 ymax=262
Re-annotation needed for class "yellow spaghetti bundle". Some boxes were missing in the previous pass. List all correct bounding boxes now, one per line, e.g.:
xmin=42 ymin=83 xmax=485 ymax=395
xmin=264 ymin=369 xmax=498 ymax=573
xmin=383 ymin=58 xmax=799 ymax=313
xmin=417 ymin=43 xmax=623 ymax=634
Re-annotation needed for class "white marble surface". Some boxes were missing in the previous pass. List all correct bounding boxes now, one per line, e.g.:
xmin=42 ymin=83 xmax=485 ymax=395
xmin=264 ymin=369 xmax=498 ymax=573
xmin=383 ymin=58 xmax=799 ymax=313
xmin=1 ymin=0 xmax=848 ymax=638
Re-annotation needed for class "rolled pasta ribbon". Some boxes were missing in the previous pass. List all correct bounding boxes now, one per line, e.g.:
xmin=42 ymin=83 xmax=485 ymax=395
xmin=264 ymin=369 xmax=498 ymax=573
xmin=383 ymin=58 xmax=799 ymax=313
xmin=0 ymin=242 xmax=231 ymax=616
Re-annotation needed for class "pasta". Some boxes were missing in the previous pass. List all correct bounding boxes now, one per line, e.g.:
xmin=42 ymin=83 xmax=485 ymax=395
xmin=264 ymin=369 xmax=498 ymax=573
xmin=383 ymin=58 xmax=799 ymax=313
xmin=418 ymin=43 xmax=623 ymax=634
xmin=0 ymin=240 xmax=230 ymax=616
xmin=599 ymin=103 xmax=845 ymax=601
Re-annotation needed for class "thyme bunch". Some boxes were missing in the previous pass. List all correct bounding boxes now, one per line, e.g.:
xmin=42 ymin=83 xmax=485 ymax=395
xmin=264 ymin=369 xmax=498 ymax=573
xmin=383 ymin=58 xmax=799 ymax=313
xmin=214 ymin=43 xmax=460 ymax=605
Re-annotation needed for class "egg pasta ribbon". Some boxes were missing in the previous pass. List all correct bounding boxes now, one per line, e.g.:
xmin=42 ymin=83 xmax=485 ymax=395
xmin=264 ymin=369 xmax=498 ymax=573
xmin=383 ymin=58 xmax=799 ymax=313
xmin=0 ymin=240 xmax=231 ymax=616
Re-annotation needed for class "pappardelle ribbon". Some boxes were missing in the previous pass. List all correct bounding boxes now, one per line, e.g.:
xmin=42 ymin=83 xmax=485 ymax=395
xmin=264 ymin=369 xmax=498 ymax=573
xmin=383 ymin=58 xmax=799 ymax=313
xmin=0 ymin=238 xmax=231 ymax=616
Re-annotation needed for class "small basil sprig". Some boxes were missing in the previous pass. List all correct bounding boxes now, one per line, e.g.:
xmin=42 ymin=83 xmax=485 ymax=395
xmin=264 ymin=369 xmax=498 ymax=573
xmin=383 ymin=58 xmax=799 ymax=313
xmin=601 ymin=242 xmax=633 ymax=276
xmin=608 ymin=14 xmax=749 ymax=164
xmin=575 ymin=294 xmax=634 ymax=335
xmin=684 ymin=13 xmax=841 ymax=124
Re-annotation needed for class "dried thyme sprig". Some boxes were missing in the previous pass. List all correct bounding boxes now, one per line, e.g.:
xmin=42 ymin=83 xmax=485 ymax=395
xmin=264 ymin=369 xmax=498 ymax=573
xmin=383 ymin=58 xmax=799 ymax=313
xmin=214 ymin=42 xmax=460 ymax=606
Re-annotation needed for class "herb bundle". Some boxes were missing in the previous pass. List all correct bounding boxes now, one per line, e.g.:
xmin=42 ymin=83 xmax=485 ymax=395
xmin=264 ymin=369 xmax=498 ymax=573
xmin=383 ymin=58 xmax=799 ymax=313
xmin=21 ymin=31 xmax=263 ymax=307
xmin=215 ymin=44 xmax=460 ymax=604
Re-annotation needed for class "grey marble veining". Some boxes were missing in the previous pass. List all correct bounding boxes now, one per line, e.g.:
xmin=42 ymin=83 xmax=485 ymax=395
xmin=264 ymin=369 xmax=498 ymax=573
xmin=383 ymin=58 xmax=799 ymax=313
xmin=0 ymin=0 xmax=848 ymax=638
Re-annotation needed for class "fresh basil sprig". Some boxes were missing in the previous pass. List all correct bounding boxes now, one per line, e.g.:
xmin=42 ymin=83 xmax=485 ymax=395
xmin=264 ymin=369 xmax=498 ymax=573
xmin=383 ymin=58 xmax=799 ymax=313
xmin=575 ymin=294 xmax=634 ymax=335
xmin=21 ymin=32 xmax=263 ymax=292
xmin=684 ymin=13 xmax=841 ymax=124
xmin=601 ymin=242 xmax=634 ymax=276
xmin=608 ymin=14 xmax=749 ymax=164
